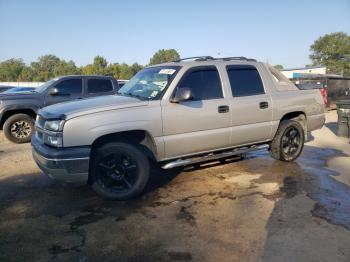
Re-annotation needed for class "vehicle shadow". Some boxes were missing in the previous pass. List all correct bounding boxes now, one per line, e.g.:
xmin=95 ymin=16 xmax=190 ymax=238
xmin=0 ymin=167 xmax=184 ymax=219
xmin=306 ymin=132 xmax=315 ymax=142
xmin=325 ymin=121 xmax=338 ymax=136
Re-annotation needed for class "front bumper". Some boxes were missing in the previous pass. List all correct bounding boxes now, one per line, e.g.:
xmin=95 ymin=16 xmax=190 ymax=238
xmin=31 ymin=134 xmax=91 ymax=185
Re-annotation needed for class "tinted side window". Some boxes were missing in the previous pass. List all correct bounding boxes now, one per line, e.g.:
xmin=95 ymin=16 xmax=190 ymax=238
xmin=227 ymin=65 xmax=264 ymax=97
xmin=88 ymin=79 xmax=113 ymax=94
xmin=55 ymin=79 xmax=82 ymax=95
xmin=178 ymin=67 xmax=223 ymax=100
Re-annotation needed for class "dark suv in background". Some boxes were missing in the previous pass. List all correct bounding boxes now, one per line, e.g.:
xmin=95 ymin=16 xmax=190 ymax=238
xmin=0 ymin=75 xmax=119 ymax=143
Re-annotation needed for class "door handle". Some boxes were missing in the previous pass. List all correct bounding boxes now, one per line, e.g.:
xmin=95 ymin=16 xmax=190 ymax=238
xmin=259 ymin=101 xmax=269 ymax=109
xmin=218 ymin=105 xmax=230 ymax=113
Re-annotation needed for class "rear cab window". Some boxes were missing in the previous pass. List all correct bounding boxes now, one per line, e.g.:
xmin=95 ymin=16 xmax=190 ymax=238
xmin=226 ymin=65 xmax=264 ymax=97
xmin=87 ymin=79 xmax=113 ymax=94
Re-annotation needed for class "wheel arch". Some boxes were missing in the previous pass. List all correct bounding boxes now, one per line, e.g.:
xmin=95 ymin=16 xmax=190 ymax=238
xmin=0 ymin=108 xmax=37 ymax=129
xmin=88 ymin=130 xmax=157 ymax=185
xmin=90 ymin=129 xmax=158 ymax=161
xmin=279 ymin=111 xmax=307 ymax=136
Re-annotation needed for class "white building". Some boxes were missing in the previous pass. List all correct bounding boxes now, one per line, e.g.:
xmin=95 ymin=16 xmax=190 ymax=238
xmin=280 ymin=66 xmax=327 ymax=79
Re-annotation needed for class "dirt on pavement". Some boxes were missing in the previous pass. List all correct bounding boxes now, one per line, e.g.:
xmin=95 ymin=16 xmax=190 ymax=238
xmin=0 ymin=110 xmax=349 ymax=262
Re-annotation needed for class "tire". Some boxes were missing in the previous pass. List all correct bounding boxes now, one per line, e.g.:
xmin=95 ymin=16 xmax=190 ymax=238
xmin=3 ymin=114 xmax=35 ymax=143
xmin=90 ymin=142 xmax=150 ymax=200
xmin=270 ymin=120 xmax=305 ymax=162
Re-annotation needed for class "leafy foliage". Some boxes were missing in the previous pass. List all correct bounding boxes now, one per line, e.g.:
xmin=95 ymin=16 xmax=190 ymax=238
xmin=310 ymin=32 xmax=350 ymax=76
xmin=0 ymin=58 xmax=26 ymax=81
xmin=0 ymin=49 xmax=180 ymax=82
xmin=148 ymin=49 xmax=180 ymax=65
xmin=273 ymin=64 xmax=284 ymax=70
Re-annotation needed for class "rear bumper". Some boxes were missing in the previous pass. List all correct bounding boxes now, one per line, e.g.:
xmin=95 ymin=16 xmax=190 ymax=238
xmin=307 ymin=113 xmax=326 ymax=131
xmin=31 ymin=134 xmax=90 ymax=185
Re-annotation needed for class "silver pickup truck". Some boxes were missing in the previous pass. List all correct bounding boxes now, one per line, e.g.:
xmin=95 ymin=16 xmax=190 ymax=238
xmin=32 ymin=56 xmax=325 ymax=200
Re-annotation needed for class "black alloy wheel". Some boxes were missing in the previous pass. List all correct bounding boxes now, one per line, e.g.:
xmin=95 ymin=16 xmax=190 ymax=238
xmin=281 ymin=126 xmax=302 ymax=159
xmin=270 ymin=120 xmax=305 ymax=162
xmin=91 ymin=142 xmax=150 ymax=200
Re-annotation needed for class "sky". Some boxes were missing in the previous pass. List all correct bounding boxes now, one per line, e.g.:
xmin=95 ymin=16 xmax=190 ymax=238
xmin=0 ymin=0 xmax=349 ymax=68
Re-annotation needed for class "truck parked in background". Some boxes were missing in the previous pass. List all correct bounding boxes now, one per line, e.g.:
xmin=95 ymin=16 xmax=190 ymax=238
xmin=0 ymin=75 xmax=119 ymax=143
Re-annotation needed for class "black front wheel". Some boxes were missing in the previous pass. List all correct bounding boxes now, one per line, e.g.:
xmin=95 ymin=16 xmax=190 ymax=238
xmin=90 ymin=142 xmax=150 ymax=200
xmin=3 ymin=114 xmax=35 ymax=143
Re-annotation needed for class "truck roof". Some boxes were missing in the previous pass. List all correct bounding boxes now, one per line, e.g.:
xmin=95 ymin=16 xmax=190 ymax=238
xmin=150 ymin=56 xmax=261 ymax=67
xmin=54 ymin=75 xmax=116 ymax=79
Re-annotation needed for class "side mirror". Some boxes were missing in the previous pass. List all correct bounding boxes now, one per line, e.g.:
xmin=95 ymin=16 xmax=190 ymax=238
xmin=171 ymin=87 xmax=193 ymax=103
xmin=49 ymin=88 xmax=59 ymax=96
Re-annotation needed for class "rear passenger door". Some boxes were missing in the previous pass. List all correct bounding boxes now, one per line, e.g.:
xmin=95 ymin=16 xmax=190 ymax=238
xmin=85 ymin=78 xmax=115 ymax=98
xmin=45 ymin=78 xmax=83 ymax=106
xmin=226 ymin=65 xmax=273 ymax=146
xmin=161 ymin=66 xmax=231 ymax=159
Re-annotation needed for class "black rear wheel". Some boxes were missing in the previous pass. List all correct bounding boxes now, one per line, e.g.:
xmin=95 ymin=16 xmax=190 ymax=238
xmin=270 ymin=120 xmax=305 ymax=161
xmin=91 ymin=142 xmax=150 ymax=200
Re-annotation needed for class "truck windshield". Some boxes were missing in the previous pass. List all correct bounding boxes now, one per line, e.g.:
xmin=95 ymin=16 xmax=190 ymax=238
xmin=35 ymin=79 xmax=57 ymax=93
xmin=117 ymin=66 xmax=180 ymax=100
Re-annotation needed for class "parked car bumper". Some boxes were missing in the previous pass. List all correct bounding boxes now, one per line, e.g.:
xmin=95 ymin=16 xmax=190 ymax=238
xmin=31 ymin=134 xmax=90 ymax=185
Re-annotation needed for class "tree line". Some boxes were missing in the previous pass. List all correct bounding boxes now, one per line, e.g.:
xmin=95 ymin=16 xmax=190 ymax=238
xmin=0 ymin=32 xmax=349 ymax=82
xmin=0 ymin=49 xmax=180 ymax=82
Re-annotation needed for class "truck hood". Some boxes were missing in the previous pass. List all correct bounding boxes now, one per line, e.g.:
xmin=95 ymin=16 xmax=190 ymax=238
xmin=39 ymin=95 xmax=149 ymax=120
xmin=0 ymin=91 xmax=41 ymax=101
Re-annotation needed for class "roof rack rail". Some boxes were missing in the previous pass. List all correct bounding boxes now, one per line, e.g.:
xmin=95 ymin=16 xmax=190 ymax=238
xmin=174 ymin=56 xmax=257 ymax=62
xmin=219 ymin=56 xmax=257 ymax=62
xmin=174 ymin=56 xmax=214 ymax=62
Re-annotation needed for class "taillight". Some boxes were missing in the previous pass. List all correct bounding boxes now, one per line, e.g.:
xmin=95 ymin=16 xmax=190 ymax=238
xmin=319 ymin=88 xmax=328 ymax=106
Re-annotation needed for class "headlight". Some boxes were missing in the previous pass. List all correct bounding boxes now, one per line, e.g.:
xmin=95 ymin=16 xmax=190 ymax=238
xmin=44 ymin=120 xmax=65 ymax=131
xmin=44 ymin=135 xmax=63 ymax=147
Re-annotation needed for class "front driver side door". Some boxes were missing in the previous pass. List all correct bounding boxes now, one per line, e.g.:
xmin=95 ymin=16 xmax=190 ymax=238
xmin=161 ymin=66 xmax=231 ymax=159
xmin=44 ymin=78 xmax=83 ymax=106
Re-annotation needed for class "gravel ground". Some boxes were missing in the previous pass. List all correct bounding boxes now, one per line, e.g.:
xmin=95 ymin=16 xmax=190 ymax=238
xmin=0 ymin=110 xmax=349 ymax=262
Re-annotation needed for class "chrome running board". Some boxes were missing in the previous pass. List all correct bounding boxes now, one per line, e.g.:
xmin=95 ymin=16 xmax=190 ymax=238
xmin=161 ymin=144 xmax=269 ymax=169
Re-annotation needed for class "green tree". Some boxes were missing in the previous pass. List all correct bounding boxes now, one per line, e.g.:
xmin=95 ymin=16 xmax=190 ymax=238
xmin=81 ymin=64 xmax=95 ymax=75
xmin=310 ymin=32 xmax=350 ymax=76
xmin=31 ymin=54 xmax=61 ymax=81
xmin=18 ymin=66 xmax=35 ymax=81
xmin=0 ymin=58 xmax=25 ymax=81
xmin=82 ymin=56 xmax=108 ymax=75
xmin=106 ymin=63 xmax=121 ymax=79
xmin=118 ymin=63 xmax=134 ymax=79
xmin=130 ymin=63 xmax=143 ymax=76
xmin=93 ymin=56 xmax=108 ymax=69
xmin=149 ymin=49 xmax=180 ymax=65
xmin=274 ymin=64 xmax=284 ymax=70
xmin=54 ymin=60 xmax=80 ymax=76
